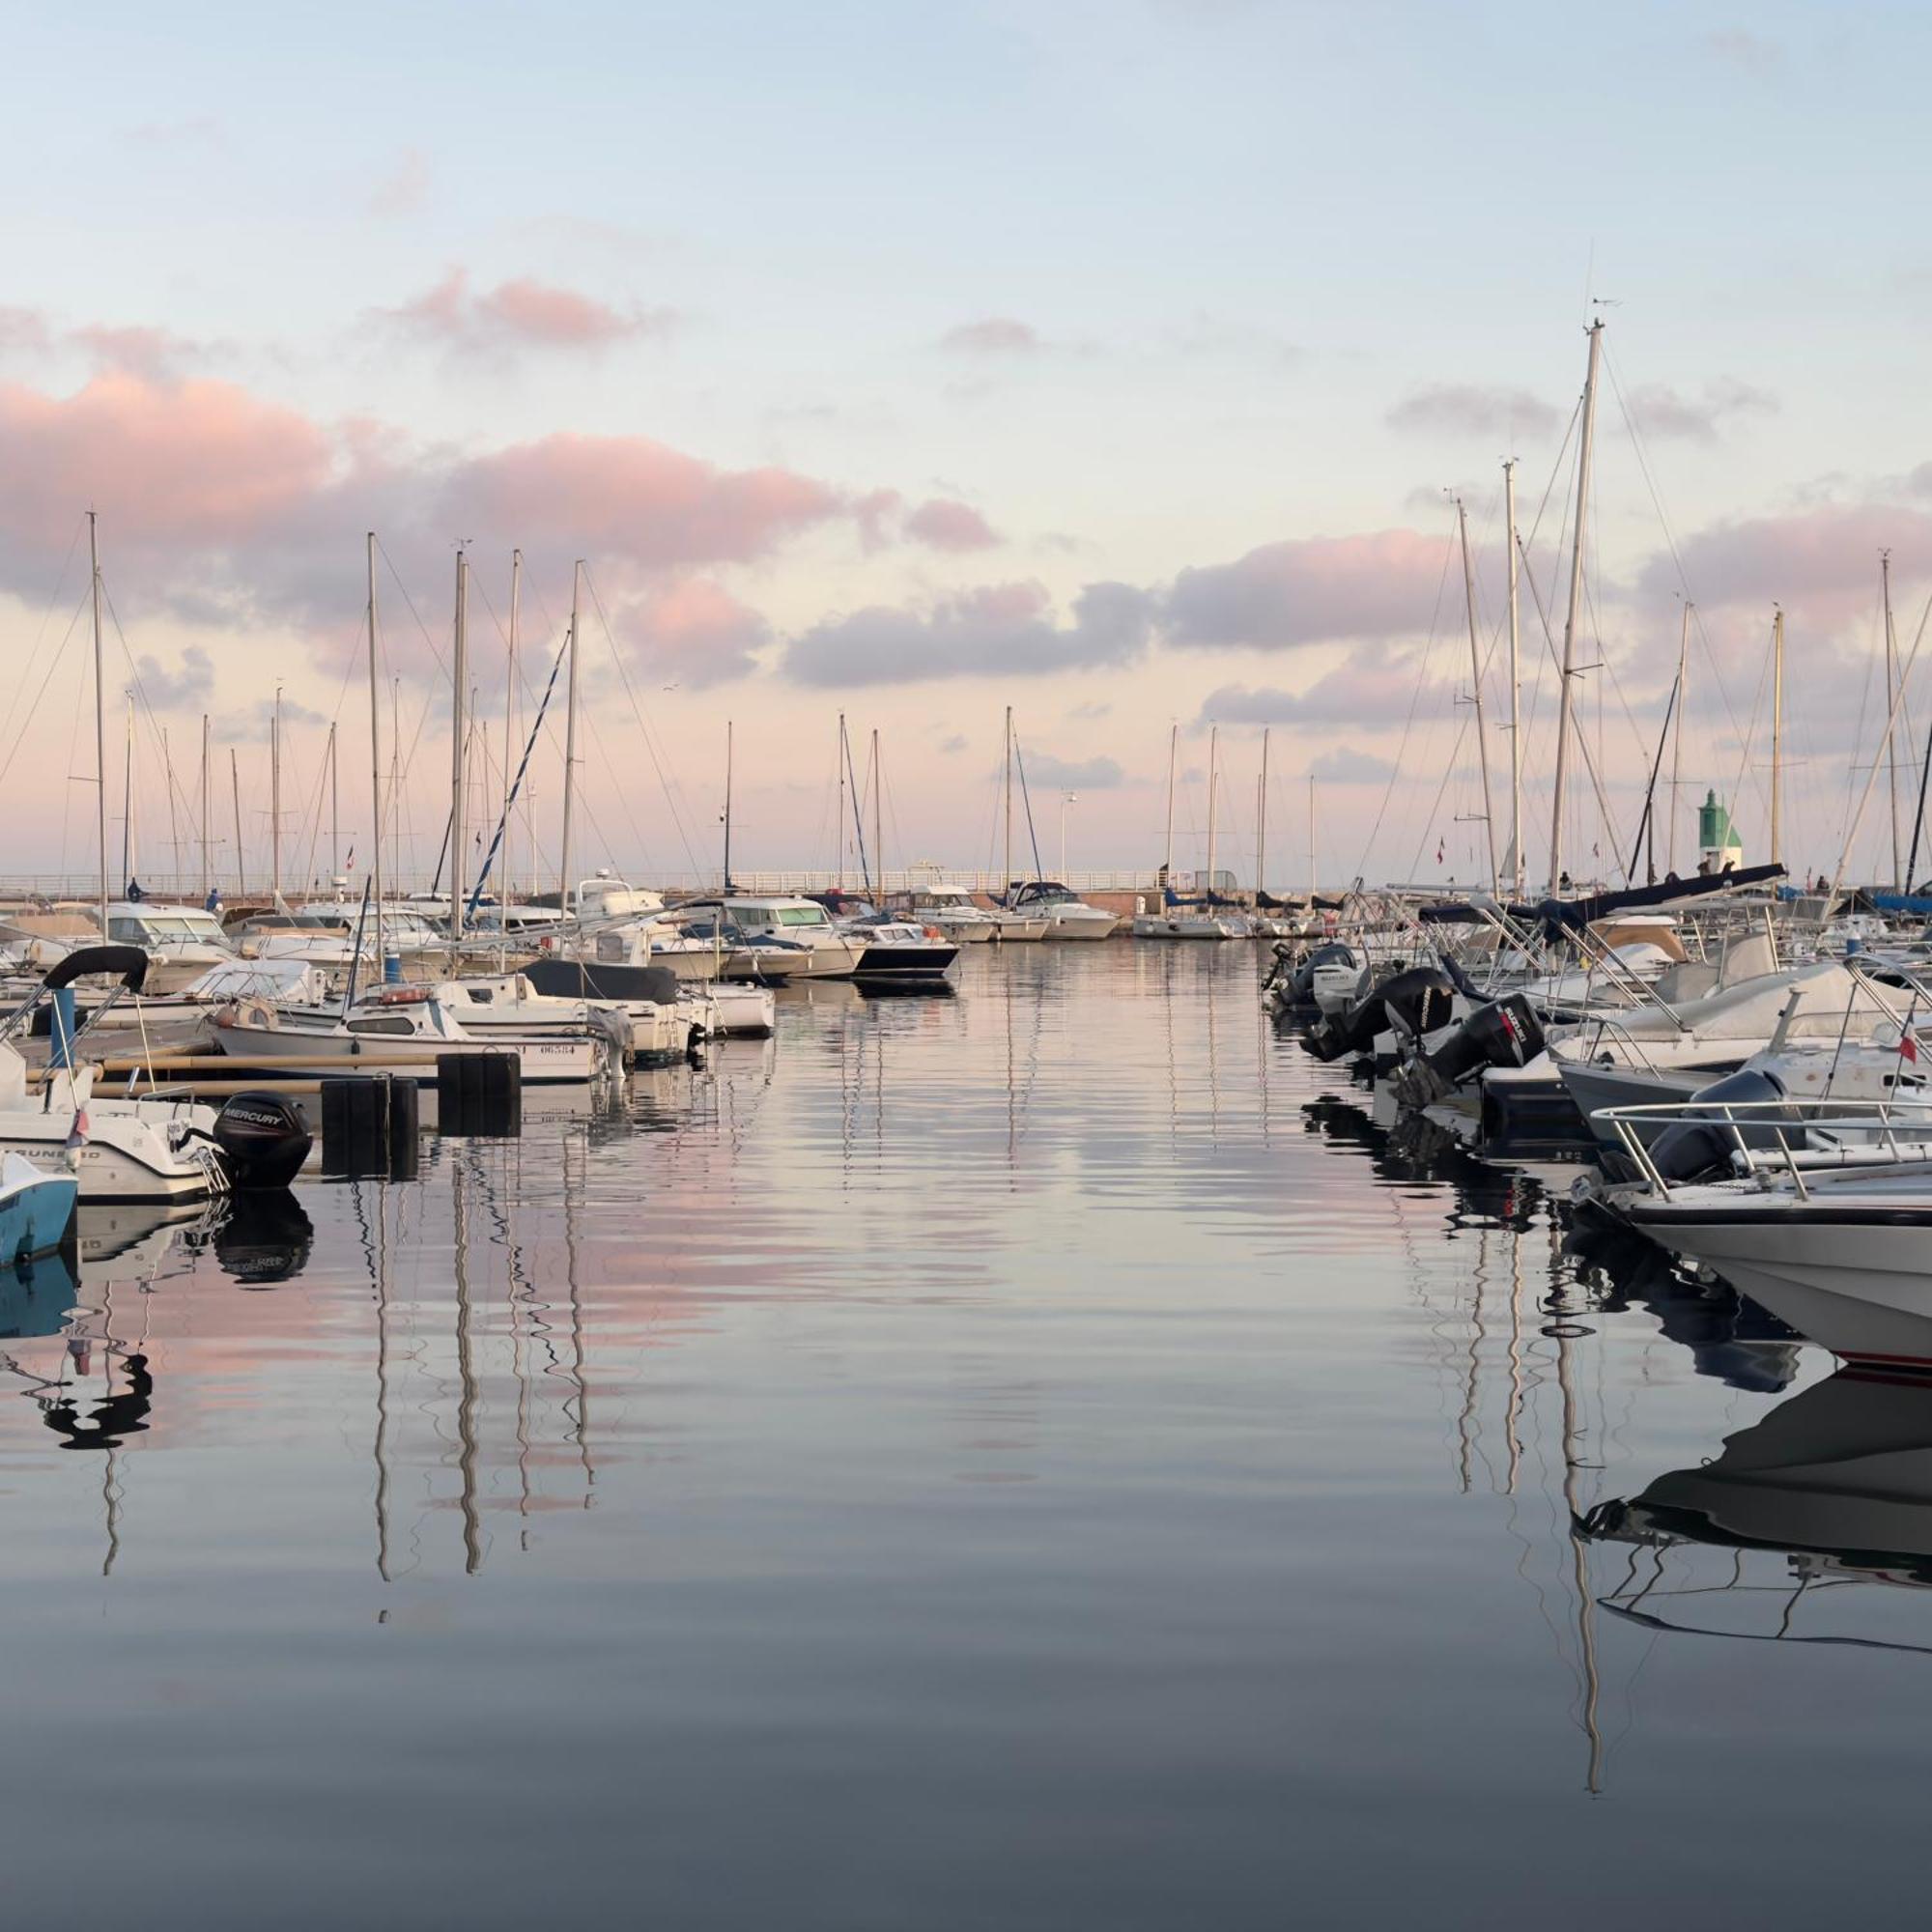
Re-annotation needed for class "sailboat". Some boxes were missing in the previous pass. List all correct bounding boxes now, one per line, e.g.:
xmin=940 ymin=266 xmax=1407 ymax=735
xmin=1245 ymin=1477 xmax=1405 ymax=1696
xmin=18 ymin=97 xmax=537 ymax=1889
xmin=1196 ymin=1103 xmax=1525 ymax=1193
xmin=1132 ymin=724 xmax=1245 ymax=938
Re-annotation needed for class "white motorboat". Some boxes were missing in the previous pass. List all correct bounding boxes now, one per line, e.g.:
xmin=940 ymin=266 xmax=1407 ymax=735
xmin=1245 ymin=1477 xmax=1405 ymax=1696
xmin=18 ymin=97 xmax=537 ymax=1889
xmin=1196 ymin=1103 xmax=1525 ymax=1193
xmin=1008 ymin=881 xmax=1120 ymax=941
xmin=211 ymin=985 xmax=610 ymax=1085
xmin=1599 ymin=1094 xmax=1932 ymax=1367
xmin=901 ymin=884 xmax=999 ymax=944
xmin=0 ymin=948 xmax=311 ymax=1202
xmin=99 ymin=900 xmax=236 ymax=992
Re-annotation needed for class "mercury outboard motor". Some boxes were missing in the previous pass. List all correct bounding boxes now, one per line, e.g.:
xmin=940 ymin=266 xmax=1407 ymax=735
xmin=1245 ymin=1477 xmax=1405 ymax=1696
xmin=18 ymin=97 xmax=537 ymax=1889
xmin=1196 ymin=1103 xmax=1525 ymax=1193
xmin=1614 ymin=1067 xmax=1793 ymax=1188
xmin=1392 ymin=993 xmax=1546 ymax=1111
xmin=1306 ymin=966 xmax=1457 ymax=1064
xmin=212 ymin=1091 xmax=314 ymax=1190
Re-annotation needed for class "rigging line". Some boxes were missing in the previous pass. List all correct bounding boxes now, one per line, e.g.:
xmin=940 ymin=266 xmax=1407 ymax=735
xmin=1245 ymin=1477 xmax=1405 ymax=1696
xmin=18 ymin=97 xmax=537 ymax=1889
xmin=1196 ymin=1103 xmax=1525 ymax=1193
xmin=0 ymin=514 xmax=87 ymax=761
xmin=1355 ymin=511 xmax=1459 ymax=876
xmin=1406 ymin=709 xmax=1474 ymax=882
xmin=1514 ymin=533 xmax=1627 ymax=875
xmin=580 ymin=567 xmax=707 ymax=879
xmin=0 ymin=585 xmax=91 ymax=792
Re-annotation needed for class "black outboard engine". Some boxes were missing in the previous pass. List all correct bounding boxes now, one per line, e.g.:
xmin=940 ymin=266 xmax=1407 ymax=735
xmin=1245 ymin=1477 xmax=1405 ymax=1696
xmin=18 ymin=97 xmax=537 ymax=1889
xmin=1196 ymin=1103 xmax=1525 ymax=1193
xmin=214 ymin=1194 xmax=315 ymax=1285
xmin=1619 ymin=1067 xmax=1793 ymax=1188
xmin=212 ymin=1092 xmax=314 ymax=1190
xmin=1305 ymin=966 xmax=1456 ymax=1065
xmin=1392 ymin=993 xmax=1546 ymax=1110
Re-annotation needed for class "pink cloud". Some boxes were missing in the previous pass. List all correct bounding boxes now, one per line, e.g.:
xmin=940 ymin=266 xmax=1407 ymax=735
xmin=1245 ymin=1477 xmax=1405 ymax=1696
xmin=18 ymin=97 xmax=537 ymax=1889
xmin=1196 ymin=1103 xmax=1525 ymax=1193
xmin=904 ymin=497 xmax=1000 ymax=551
xmin=69 ymin=324 xmax=206 ymax=380
xmin=0 ymin=370 xmax=331 ymax=554
xmin=378 ymin=269 xmax=678 ymax=354
xmin=939 ymin=317 xmax=1041 ymax=355
xmin=615 ymin=578 xmax=771 ymax=687
xmin=1165 ymin=527 xmax=1451 ymax=650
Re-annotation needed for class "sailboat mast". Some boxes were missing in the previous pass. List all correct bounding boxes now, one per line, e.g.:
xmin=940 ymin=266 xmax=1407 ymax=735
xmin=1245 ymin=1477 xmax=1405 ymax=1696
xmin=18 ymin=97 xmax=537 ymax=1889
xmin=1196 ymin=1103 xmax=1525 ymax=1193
xmin=1669 ymin=602 xmax=1690 ymax=876
xmin=1205 ymin=724 xmax=1219 ymax=901
xmin=558 ymin=560 xmax=582 ymax=922
xmin=121 ymin=690 xmax=134 ymax=893
xmin=200 ymin=712 xmax=211 ymax=899
xmin=722 ymin=719 xmax=734 ymax=890
xmin=1457 ymin=497 xmax=1499 ymax=892
xmin=90 ymin=512 xmax=108 ymax=931
xmin=231 ymin=747 xmax=245 ymax=897
xmin=1770 ymin=606 xmax=1784 ymax=869
xmin=366 ymin=532 xmax=384 ymax=967
xmin=1548 ymin=318 xmax=1604 ymax=892
xmin=1308 ymin=774 xmax=1317 ymax=905
xmin=504 ymin=549 xmax=521 ymax=909
xmin=837 ymin=712 xmax=848 ymax=892
xmin=1003 ymin=704 xmax=1013 ymax=898
xmin=1504 ymin=459 xmax=1523 ymax=898
xmin=327 ymin=720 xmax=339 ymax=882
xmin=1162 ymin=722 xmax=1177 ymax=882
xmin=448 ymin=548 xmax=469 ymax=941
xmin=1258 ymin=725 xmax=1269 ymax=897
xmin=871 ymin=726 xmax=883 ymax=896
xmin=270 ymin=685 xmax=282 ymax=905
xmin=1885 ymin=553 xmax=1901 ymax=889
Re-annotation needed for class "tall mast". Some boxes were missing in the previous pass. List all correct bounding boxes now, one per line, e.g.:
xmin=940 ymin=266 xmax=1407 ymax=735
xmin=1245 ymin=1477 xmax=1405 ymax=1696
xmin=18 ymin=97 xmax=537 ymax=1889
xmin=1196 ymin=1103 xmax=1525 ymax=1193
xmin=1457 ymin=497 xmax=1499 ymax=891
xmin=1885 ymin=553 xmax=1901 ymax=888
xmin=871 ymin=726 xmax=883 ymax=896
xmin=558 ymin=560 xmax=582 ymax=922
xmin=1205 ymin=724 xmax=1219 ymax=901
xmin=90 ymin=512 xmax=108 ymax=930
xmin=164 ymin=726 xmax=179 ymax=891
xmin=838 ymin=712 xmax=849 ymax=891
xmin=121 ymin=690 xmax=135 ymax=892
xmin=1669 ymin=602 xmax=1690 ymax=875
xmin=1258 ymin=724 xmax=1269 ymax=897
xmin=270 ymin=685 xmax=282 ymax=905
xmin=448 ymin=547 xmax=468 ymax=940
xmin=722 ymin=719 xmax=734 ymax=890
xmin=327 ymin=719 xmax=339 ymax=883
xmin=1504 ymin=459 xmax=1523 ymax=897
xmin=503 ymin=549 xmax=521 ymax=909
xmin=230 ymin=747 xmax=245 ymax=897
xmin=1308 ymin=773 xmax=1317 ymax=905
xmin=199 ymin=713 xmax=211 ymax=899
xmin=1003 ymin=705 xmax=1013 ymax=898
xmin=1548 ymin=317 xmax=1604 ymax=892
xmin=1162 ymin=722 xmax=1178 ymax=881
xmin=1770 ymin=605 xmax=1784 ymax=869
xmin=366 ymin=533 xmax=384 ymax=967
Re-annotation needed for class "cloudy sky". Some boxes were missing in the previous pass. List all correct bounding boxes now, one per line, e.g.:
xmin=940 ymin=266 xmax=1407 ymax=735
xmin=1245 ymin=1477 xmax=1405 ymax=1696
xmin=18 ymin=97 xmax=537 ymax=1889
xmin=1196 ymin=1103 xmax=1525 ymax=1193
xmin=3 ymin=0 xmax=1927 ymax=893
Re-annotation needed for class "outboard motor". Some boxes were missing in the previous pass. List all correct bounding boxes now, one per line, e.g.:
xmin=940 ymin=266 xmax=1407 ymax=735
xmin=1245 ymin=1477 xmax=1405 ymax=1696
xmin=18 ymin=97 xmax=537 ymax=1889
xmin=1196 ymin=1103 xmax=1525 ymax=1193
xmin=212 ymin=1091 xmax=314 ymax=1190
xmin=1627 ymin=1067 xmax=1793 ymax=1188
xmin=214 ymin=1194 xmax=315 ymax=1285
xmin=1287 ymin=942 xmax=1357 ymax=1008
xmin=1306 ymin=966 xmax=1456 ymax=1064
xmin=1391 ymin=994 xmax=1545 ymax=1111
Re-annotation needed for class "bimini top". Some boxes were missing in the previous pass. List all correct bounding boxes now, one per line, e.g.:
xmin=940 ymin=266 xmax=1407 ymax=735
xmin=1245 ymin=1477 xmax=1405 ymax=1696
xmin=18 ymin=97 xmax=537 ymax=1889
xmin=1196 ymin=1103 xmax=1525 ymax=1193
xmin=43 ymin=945 xmax=149 ymax=992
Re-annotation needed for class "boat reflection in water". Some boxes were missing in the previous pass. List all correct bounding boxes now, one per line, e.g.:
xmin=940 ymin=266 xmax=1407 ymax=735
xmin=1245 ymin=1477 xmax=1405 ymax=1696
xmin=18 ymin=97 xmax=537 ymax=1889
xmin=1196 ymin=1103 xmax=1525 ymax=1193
xmin=1584 ymin=1370 xmax=1932 ymax=1649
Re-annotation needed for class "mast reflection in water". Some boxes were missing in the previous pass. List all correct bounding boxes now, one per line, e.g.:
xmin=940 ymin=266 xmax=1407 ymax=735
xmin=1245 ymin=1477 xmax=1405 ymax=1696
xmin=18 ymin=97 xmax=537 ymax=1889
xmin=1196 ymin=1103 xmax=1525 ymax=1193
xmin=0 ymin=951 xmax=1926 ymax=1926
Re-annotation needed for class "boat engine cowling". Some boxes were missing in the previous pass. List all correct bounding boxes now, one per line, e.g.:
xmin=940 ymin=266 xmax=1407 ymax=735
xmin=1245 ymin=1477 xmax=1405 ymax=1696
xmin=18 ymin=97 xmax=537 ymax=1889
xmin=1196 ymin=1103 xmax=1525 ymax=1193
xmin=1306 ymin=966 xmax=1457 ymax=1063
xmin=1642 ymin=1068 xmax=1792 ymax=1186
xmin=1417 ymin=994 xmax=1546 ymax=1092
xmin=1287 ymin=942 xmax=1357 ymax=1007
xmin=213 ymin=1092 xmax=314 ymax=1190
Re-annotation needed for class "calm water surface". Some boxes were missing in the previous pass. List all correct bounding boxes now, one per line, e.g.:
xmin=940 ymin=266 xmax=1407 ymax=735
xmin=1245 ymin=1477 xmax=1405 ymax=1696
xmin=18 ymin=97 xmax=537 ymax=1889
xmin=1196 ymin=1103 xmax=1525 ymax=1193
xmin=0 ymin=943 xmax=1923 ymax=1926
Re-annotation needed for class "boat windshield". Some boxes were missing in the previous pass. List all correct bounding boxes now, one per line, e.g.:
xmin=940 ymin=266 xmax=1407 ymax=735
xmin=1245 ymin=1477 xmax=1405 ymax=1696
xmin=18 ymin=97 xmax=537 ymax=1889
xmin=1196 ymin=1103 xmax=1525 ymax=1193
xmin=774 ymin=906 xmax=831 ymax=927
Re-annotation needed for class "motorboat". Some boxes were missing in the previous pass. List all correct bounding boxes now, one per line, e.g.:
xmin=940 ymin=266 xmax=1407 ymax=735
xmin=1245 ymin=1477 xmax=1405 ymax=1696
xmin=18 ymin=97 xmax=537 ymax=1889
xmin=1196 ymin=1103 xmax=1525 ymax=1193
xmin=900 ymin=883 xmax=999 ymax=943
xmin=99 ymin=900 xmax=236 ymax=992
xmin=0 ymin=1151 xmax=76 ymax=1264
xmin=0 ymin=949 xmax=311 ymax=1202
xmin=211 ymin=984 xmax=611 ymax=1085
xmin=1595 ymin=1093 xmax=1932 ymax=1366
xmin=1007 ymin=880 xmax=1120 ymax=941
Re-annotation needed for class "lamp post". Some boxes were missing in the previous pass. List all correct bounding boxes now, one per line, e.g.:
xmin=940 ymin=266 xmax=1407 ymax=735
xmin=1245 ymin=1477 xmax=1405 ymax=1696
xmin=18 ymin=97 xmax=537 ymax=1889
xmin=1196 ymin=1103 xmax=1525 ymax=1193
xmin=1060 ymin=791 xmax=1078 ymax=879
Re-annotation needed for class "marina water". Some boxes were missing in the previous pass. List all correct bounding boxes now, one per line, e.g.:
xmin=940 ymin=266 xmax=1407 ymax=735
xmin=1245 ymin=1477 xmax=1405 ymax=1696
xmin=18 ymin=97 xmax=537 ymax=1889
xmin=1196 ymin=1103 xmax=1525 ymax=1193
xmin=0 ymin=943 xmax=1918 ymax=1926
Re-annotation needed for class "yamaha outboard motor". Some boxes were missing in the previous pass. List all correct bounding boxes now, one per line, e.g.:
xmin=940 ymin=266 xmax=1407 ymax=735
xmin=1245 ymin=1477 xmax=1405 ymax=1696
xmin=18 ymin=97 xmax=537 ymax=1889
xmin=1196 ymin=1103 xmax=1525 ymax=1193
xmin=212 ymin=1091 xmax=314 ymax=1190
xmin=1306 ymin=966 xmax=1456 ymax=1064
xmin=1603 ymin=1067 xmax=1792 ymax=1188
